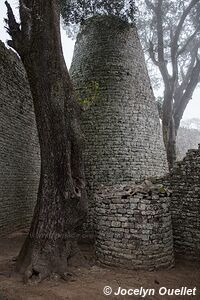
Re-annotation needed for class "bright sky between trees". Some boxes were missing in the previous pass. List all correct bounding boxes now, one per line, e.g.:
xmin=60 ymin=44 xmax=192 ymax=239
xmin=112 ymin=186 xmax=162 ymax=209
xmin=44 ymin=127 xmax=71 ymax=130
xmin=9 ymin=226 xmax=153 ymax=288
xmin=0 ymin=0 xmax=199 ymax=121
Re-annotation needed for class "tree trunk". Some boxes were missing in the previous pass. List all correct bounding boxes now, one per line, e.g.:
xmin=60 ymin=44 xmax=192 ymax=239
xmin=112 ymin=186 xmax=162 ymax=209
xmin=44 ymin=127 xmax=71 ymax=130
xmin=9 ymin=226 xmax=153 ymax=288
xmin=162 ymin=89 xmax=177 ymax=170
xmin=6 ymin=0 xmax=87 ymax=282
xmin=163 ymin=118 xmax=177 ymax=170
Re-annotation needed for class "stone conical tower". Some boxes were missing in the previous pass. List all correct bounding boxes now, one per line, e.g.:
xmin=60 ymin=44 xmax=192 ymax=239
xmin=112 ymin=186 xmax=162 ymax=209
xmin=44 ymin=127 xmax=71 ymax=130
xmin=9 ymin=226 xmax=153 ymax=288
xmin=70 ymin=16 xmax=168 ymax=235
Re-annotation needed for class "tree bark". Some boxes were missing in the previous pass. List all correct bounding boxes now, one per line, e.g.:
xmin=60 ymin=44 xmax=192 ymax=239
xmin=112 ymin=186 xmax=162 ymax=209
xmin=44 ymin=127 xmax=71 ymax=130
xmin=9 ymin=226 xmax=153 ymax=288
xmin=162 ymin=87 xmax=177 ymax=170
xmin=5 ymin=0 xmax=87 ymax=282
xmin=162 ymin=116 xmax=177 ymax=170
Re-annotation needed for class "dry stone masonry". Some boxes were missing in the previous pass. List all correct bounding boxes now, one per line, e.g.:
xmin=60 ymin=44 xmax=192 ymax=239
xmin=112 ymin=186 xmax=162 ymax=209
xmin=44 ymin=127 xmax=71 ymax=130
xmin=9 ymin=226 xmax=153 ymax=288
xmin=95 ymin=180 xmax=174 ymax=270
xmin=0 ymin=15 xmax=199 ymax=269
xmin=71 ymin=15 xmax=168 ymax=185
xmin=70 ymin=16 xmax=168 ymax=235
xmin=0 ymin=41 xmax=40 ymax=235
xmin=168 ymin=145 xmax=200 ymax=260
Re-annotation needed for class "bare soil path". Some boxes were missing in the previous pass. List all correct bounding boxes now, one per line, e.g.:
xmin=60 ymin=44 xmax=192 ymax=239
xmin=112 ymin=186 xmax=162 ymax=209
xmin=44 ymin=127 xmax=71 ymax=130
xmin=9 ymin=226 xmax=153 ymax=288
xmin=0 ymin=231 xmax=199 ymax=300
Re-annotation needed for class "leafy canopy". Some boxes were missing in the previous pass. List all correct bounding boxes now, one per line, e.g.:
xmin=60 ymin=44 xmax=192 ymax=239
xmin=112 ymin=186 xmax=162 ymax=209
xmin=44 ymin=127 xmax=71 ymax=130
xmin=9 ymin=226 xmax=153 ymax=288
xmin=60 ymin=0 xmax=136 ymax=36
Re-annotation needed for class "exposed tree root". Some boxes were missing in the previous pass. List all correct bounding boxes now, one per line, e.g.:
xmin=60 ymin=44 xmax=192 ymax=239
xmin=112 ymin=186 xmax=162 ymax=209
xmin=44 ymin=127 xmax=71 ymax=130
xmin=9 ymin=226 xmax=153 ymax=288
xmin=15 ymin=236 xmax=86 ymax=284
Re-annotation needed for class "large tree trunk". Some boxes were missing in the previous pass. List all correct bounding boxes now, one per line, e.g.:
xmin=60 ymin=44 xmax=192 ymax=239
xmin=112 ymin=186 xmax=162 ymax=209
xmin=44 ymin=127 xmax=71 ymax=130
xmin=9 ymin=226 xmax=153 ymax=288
xmin=162 ymin=89 xmax=177 ymax=170
xmin=163 ymin=117 xmax=177 ymax=170
xmin=6 ymin=0 xmax=87 ymax=282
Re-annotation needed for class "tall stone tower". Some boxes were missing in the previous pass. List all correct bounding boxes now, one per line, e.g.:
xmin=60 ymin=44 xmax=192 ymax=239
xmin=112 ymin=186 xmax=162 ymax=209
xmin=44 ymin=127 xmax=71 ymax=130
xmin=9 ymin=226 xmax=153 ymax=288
xmin=70 ymin=16 xmax=168 ymax=234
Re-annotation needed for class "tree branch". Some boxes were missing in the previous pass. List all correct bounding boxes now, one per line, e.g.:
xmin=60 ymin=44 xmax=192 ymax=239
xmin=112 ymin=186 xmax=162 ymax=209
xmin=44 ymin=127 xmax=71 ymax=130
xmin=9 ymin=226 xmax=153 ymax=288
xmin=148 ymin=40 xmax=159 ymax=66
xmin=145 ymin=0 xmax=156 ymax=12
xmin=155 ymin=0 xmax=170 ymax=87
xmin=170 ymin=0 xmax=199 ymax=90
xmin=177 ymin=24 xmax=200 ymax=56
xmin=5 ymin=1 xmax=22 ymax=51
xmin=172 ymin=0 xmax=199 ymax=50
xmin=5 ymin=0 xmax=33 ymax=57
xmin=19 ymin=0 xmax=32 ymax=42
xmin=174 ymin=57 xmax=200 ymax=131
xmin=174 ymin=45 xmax=199 ymax=107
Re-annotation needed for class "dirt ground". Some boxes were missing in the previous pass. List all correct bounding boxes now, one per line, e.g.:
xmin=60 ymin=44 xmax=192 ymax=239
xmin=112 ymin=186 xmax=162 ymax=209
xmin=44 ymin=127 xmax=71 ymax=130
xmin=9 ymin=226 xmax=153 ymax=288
xmin=0 ymin=231 xmax=199 ymax=300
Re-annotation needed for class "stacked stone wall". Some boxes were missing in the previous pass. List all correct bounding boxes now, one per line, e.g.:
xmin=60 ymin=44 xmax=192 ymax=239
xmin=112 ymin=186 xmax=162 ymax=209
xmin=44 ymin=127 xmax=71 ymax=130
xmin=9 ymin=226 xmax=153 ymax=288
xmin=95 ymin=180 xmax=174 ymax=269
xmin=95 ymin=142 xmax=200 ymax=266
xmin=0 ymin=42 xmax=40 ymax=235
xmin=168 ymin=145 xmax=200 ymax=260
xmin=70 ymin=16 xmax=168 ymax=236
xmin=1 ymin=24 xmax=199 ymax=266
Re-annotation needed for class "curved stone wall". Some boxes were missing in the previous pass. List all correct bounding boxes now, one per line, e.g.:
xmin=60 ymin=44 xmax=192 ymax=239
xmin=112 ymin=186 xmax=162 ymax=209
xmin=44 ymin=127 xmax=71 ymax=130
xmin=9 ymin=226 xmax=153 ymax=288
xmin=0 ymin=41 xmax=40 ymax=235
xmin=95 ymin=181 xmax=174 ymax=269
xmin=71 ymin=15 xmax=167 ymax=186
xmin=70 ymin=15 xmax=168 ymax=235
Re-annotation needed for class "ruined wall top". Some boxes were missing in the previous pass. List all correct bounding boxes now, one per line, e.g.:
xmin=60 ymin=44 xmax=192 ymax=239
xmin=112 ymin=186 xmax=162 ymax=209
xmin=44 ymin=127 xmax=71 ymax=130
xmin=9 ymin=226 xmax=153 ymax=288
xmin=167 ymin=144 xmax=200 ymax=260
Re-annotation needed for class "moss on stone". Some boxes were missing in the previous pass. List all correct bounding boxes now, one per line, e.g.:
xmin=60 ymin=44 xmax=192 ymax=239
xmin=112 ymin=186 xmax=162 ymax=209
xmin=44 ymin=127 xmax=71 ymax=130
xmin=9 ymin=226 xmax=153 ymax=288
xmin=78 ymin=80 xmax=100 ymax=108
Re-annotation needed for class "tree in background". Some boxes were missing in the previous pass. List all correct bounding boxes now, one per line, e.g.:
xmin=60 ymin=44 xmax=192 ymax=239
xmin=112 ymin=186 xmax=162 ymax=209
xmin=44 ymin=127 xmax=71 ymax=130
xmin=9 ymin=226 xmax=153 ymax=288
xmin=177 ymin=117 xmax=200 ymax=160
xmin=137 ymin=0 xmax=200 ymax=169
xmin=60 ymin=0 xmax=136 ymax=36
xmin=181 ymin=117 xmax=200 ymax=130
xmin=177 ymin=118 xmax=200 ymax=160
xmin=5 ymin=0 xmax=87 ymax=282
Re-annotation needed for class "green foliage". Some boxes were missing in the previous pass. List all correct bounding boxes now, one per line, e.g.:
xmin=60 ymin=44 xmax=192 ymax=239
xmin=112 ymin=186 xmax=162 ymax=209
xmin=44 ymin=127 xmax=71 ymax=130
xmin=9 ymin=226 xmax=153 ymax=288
xmin=77 ymin=81 xmax=100 ymax=108
xmin=159 ymin=186 xmax=166 ymax=193
xmin=60 ymin=0 xmax=136 ymax=37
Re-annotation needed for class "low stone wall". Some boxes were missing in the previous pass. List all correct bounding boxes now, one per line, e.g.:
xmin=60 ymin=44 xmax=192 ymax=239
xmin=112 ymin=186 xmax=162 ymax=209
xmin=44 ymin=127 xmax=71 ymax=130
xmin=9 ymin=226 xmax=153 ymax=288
xmin=95 ymin=180 xmax=174 ymax=270
xmin=0 ymin=41 xmax=40 ymax=235
xmin=169 ymin=145 xmax=200 ymax=260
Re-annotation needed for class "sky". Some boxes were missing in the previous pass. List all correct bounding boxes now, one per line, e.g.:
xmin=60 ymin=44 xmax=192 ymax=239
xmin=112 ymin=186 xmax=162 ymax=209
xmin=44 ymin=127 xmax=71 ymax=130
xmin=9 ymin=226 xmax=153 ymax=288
xmin=0 ymin=0 xmax=199 ymax=121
